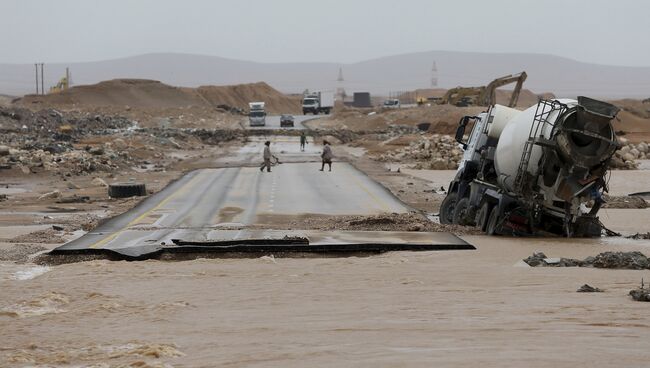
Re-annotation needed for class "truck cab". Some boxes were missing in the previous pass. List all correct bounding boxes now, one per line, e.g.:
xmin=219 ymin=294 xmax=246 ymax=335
xmin=248 ymin=102 xmax=266 ymax=127
xmin=383 ymin=99 xmax=401 ymax=109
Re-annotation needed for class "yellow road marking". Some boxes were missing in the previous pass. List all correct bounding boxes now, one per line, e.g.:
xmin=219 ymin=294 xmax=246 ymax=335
xmin=89 ymin=171 xmax=207 ymax=249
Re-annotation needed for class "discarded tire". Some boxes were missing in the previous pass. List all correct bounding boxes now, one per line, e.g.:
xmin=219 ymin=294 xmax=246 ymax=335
xmin=108 ymin=182 xmax=147 ymax=198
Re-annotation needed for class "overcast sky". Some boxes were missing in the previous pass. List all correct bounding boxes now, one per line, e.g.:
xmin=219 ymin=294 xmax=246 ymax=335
xmin=2 ymin=0 xmax=648 ymax=66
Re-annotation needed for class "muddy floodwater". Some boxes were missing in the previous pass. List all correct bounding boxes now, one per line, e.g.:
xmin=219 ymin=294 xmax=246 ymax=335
xmin=2 ymin=235 xmax=650 ymax=367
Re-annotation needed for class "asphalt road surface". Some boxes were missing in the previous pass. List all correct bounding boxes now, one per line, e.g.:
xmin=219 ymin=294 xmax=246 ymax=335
xmin=244 ymin=114 xmax=323 ymax=130
xmin=53 ymin=137 xmax=471 ymax=258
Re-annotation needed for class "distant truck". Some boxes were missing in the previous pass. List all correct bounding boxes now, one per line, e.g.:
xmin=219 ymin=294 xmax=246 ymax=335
xmin=302 ymin=91 xmax=334 ymax=115
xmin=248 ymin=102 xmax=266 ymax=126
xmin=383 ymin=99 xmax=400 ymax=109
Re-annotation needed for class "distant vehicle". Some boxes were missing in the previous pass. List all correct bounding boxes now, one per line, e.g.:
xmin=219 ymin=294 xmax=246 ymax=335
xmin=248 ymin=102 xmax=266 ymax=126
xmin=383 ymin=99 xmax=400 ymax=109
xmin=302 ymin=91 xmax=334 ymax=115
xmin=280 ymin=114 xmax=294 ymax=127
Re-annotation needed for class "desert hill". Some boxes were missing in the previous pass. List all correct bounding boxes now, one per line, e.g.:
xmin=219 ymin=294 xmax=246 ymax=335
xmin=2 ymin=51 xmax=650 ymax=98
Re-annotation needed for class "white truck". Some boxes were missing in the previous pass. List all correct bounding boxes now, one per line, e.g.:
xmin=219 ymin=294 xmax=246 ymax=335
xmin=383 ymin=99 xmax=401 ymax=109
xmin=302 ymin=91 xmax=334 ymax=115
xmin=248 ymin=102 xmax=266 ymax=127
xmin=439 ymin=97 xmax=619 ymax=237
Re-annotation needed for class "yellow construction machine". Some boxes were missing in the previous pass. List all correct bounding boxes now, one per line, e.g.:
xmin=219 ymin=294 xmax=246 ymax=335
xmin=49 ymin=68 xmax=70 ymax=94
xmin=441 ymin=72 xmax=527 ymax=107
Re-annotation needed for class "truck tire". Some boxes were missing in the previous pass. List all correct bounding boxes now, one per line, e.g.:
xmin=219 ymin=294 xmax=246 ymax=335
xmin=439 ymin=192 xmax=457 ymax=224
xmin=313 ymin=110 xmax=319 ymax=115
xmin=475 ymin=202 xmax=491 ymax=232
xmin=108 ymin=182 xmax=147 ymax=198
xmin=486 ymin=206 xmax=500 ymax=235
xmin=324 ymin=108 xmax=331 ymax=114
xmin=452 ymin=197 xmax=471 ymax=225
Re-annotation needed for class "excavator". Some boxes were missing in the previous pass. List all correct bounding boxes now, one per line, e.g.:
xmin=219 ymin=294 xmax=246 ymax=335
xmin=440 ymin=72 xmax=527 ymax=107
xmin=49 ymin=68 xmax=71 ymax=94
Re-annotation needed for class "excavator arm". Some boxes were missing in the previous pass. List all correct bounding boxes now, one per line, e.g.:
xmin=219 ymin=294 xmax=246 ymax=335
xmin=479 ymin=72 xmax=527 ymax=107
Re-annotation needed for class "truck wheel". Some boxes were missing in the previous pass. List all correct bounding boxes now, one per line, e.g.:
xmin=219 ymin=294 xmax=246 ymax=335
xmin=452 ymin=197 xmax=470 ymax=225
xmin=439 ymin=192 xmax=457 ymax=224
xmin=313 ymin=110 xmax=319 ymax=115
xmin=475 ymin=202 xmax=491 ymax=232
xmin=486 ymin=206 xmax=500 ymax=235
xmin=108 ymin=182 xmax=147 ymax=198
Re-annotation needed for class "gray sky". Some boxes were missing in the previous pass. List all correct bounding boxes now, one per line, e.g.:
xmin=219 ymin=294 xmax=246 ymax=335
xmin=2 ymin=0 xmax=649 ymax=66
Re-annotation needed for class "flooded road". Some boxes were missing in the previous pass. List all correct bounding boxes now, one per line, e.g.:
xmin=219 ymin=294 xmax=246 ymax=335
xmin=3 ymin=235 xmax=650 ymax=367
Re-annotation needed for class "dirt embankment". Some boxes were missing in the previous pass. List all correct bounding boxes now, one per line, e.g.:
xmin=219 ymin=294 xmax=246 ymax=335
xmin=308 ymin=105 xmax=485 ymax=134
xmin=610 ymin=99 xmax=650 ymax=143
xmin=197 ymin=82 xmax=300 ymax=114
xmin=15 ymin=79 xmax=301 ymax=122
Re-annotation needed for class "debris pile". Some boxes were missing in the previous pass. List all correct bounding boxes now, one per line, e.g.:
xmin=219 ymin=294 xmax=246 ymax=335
xmin=373 ymin=134 xmax=464 ymax=169
xmin=577 ymin=284 xmax=603 ymax=292
xmin=629 ymin=287 xmax=650 ymax=302
xmin=602 ymin=194 xmax=649 ymax=209
xmin=0 ymin=107 xmax=244 ymax=177
xmin=289 ymin=212 xmax=482 ymax=235
xmin=610 ymin=138 xmax=648 ymax=169
xmin=524 ymin=251 xmax=650 ymax=269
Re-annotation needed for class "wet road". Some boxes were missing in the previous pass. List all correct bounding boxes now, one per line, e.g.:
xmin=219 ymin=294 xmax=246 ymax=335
xmin=53 ymin=136 xmax=472 ymax=258
xmin=54 ymin=162 xmax=420 ymax=256
xmin=243 ymin=115 xmax=323 ymax=130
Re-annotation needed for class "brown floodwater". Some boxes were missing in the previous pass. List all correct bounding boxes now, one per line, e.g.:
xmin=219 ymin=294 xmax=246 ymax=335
xmin=2 ymin=234 xmax=650 ymax=367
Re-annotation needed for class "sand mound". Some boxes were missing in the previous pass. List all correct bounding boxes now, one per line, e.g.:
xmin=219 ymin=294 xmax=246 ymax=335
xmin=196 ymin=82 xmax=300 ymax=114
xmin=16 ymin=79 xmax=300 ymax=114
xmin=19 ymin=79 xmax=205 ymax=108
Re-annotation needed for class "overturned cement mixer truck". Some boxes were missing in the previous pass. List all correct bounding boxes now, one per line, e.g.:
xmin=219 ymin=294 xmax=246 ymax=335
xmin=440 ymin=97 xmax=620 ymax=237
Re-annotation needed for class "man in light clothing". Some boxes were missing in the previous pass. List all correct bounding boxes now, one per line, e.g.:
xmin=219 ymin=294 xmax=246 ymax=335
xmin=260 ymin=141 xmax=275 ymax=173
xmin=320 ymin=140 xmax=333 ymax=171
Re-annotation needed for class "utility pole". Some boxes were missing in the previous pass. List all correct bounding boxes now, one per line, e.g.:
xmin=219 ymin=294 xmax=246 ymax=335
xmin=40 ymin=63 xmax=44 ymax=95
xmin=35 ymin=63 xmax=39 ymax=94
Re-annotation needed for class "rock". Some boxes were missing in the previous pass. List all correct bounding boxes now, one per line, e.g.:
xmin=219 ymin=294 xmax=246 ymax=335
xmin=407 ymin=223 xmax=424 ymax=232
xmin=618 ymin=137 xmax=629 ymax=146
xmin=38 ymin=190 xmax=61 ymax=200
xmin=91 ymin=177 xmax=108 ymax=187
xmin=523 ymin=252 xmax=547 ymax=267
xmin=629 ymin=288 xmax=650 ymax=302
xmin=590 ymin=251 xmax=650 ymax=270
xmin=637 ymin=142 xmax=648 ymax=153
xmin=66 ymin=181 xmax=80 ymax=189
xmin=619 ymin=145 xmax=630 ymax=155
xmin=622 ymin=152 xmax=635 ymax=162
xmin=88 ymin=146 xmax=104 ymax=155
xmin=0 ymin=145 xmax=10 ymax=156
xmin=112 ymin=138 xmax=128 ymax=150
xmin=577 ymin=284 xmax=603 ymax=292
xmin=630 ymin=148 xmax=640 ymax=159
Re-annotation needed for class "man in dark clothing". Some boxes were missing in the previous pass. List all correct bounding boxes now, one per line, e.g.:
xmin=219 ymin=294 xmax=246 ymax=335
xmin=300 ymin=132 xmax=307 ymax=152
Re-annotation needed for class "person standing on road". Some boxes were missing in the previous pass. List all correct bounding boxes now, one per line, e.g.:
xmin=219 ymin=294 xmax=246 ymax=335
xmin=320 ymin=140 xmax=333 ymax=172
xmin=260 ymin=141 xmax=275 ymax=173
xmin=300 ymin=131 xmax=307 ymax=152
